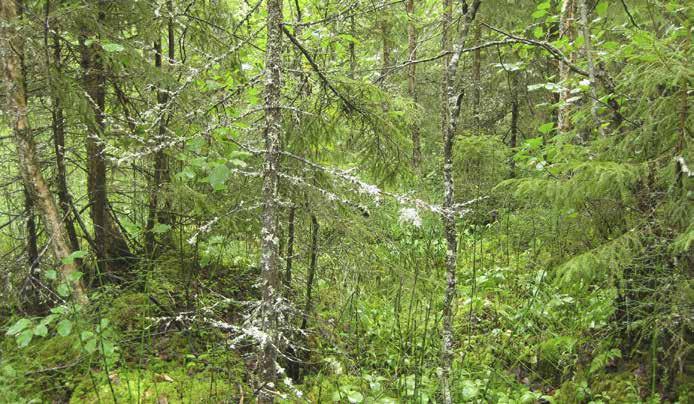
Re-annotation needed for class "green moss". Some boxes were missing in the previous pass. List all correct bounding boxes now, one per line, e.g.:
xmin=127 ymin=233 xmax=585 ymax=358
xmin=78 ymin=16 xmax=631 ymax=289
xmin=29 ymin=335 xmax=82 ymax=368
xmin=107 ymin=293 xmax=154 ymax=333
xmin=590 ymin=369 xmax=642 ymax=402
xmin=1 ymin=335 xmax=88 ymax=402
xmin=555 ymin=369 xmax=643 ymax=403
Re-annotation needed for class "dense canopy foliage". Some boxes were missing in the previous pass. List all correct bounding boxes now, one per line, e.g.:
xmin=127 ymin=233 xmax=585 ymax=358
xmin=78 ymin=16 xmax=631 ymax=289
xmin=0 ymin=0 xmax=692 ymax=402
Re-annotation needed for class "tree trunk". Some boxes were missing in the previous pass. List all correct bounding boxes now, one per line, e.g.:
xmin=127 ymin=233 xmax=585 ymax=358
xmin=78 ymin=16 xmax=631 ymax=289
xmin=23 ymin=186 xmax=39 ymax=272
xmin=440 ymin=0 xmax=451 ymax=135
xmin=284 ymin=206 xmax=296 ymax=289
xmin=258 ymin=0 xmax=283 ymax=401
xmin=296 ymin=214 xmax=319 ymax=380
xmin=50 ymin=32 xmax=81 ymax=254
xmin=439 ymin=2 xmax=482 ymax=403
xmin=407 ymin=0 xmax=421 ymax=168
xmin=472 ymin=23 xmax=482 ymax=130
xmin=578 ymin=0 xmax=604 ymax=138
xmin=300 ymin=214 xmax=319 ymax=332
xmin=557 ymin=0 xmax=574 ymax=136
xmin=145 ymin=4 xmax=174 ymax=257
xmin=1 ymin=0 xmax=87 ymax=303
xmin=79 ymin=0 xmax=133 ymax=274
xmin=349 ymin=15 xmax=356 ymax=79
xmin=510 ymin=72 xmax=519 ymax=178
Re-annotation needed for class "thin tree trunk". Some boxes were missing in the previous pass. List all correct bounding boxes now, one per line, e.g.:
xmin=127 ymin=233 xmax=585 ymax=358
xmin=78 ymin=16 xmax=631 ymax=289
xmin=258 ymin=0 xmax=283 ymax=401
xmin=1 ymin=0 xmax=87 ymax=303
xmin=407 ymin=0 xmax=421 ymax=168
xmin=440 ymin=0 xmax=451 ymax=135
xmin=578 ymin=0 xmax=604 ymax=138
xmin=23 ymin=186 xmax=39 ymax=271
xmin=79 ymin=1 xmax=133 ymax=273
xmin=557 ymin=0 xmax=574 ymax=136
xmin=472 ymin=23 xmax=482 ymax=130
xmin=284 ymin=206 xmax=295 ymax=289
xmin=300 ymin=214 xmax=319 ymax=332
xmin=349 ymin=15 xmax=356 ymax=79
xmin=145 ymin=5 xmax=174 ymax=257
xmin=510 ymin=73 xmax=519 ymax=178
xmin=296 ymin=214 xmax=319 ymax=379
xmin=283 ymin=206 xmax=298 ymax=382
xmin=440 ymin=2 xmax=482 ymax=403
xmin=50 ymin=31 xmax=80 ymax=253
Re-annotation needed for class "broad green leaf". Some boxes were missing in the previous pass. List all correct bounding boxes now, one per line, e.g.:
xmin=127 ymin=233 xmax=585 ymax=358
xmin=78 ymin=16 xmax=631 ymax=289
xmin=595 ymin=1 xmax=608 ymax=17
xmin=50 ymin=305 xmax=67 ymax=315
xmin=533 ymin=26 xmax=544 ymax=39
xmin=57 ymin=283 xmax=71 ymax=297
xmin=6 ymin=318 xmax=32 ymax=336
xmin=101 ymin=340 xmax=116 ymax=356
xmin=40 ymin=314 xmax=57 ymax=326
xmin=16 ymin=329 xmax=33 ymax=347
xmin=208 ymin=163 xmax=231 ymax=191
xmin=44 ymin=269 xmax=58 ymax=280
xmin=33 ymin=324 xmax=48 ymax=337
xmin=67 ymin=271 xmax=83 ymax=282
xmin=84 ymin=338 xmax=98 ymax=354
xmin=62 ymin=250 xmax=87 ymax=265
xmin=57 ymin=319 xmax=73 ymax=336
xmin=346 ymin=391 xmax=363 ymax=403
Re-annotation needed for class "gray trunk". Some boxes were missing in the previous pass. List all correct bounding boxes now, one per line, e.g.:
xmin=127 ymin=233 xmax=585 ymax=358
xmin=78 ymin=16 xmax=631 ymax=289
xmin=258 ymin=0 xmax=284 ymax=401
xmin=440 ymin=1 xmax=482 ymax=403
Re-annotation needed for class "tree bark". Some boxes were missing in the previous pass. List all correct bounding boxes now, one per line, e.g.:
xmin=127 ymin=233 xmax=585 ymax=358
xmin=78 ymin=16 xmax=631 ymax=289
xmin=284 ymin=206 xmax=296 ymax=290
xmin=23 ymin=186 xmax=39 ymax=272
xmin=300 ymin=214 xmax=319 ymax=332
xmin=145 ymin=3 xmax=174 ymax=257
xmin=472 ymin=23 xmax=482 ymax=130
xmin=510 ymin=72 xmax=519 ymax=178
xmin=258 ymin=0 xmax=283 ymax=401
xmin=407 ymin=0 xmax=421 ymax=168
xmin=50 ymin=30 xmax=80 ymax=254
xmin=290 ymin=214 xmax=319 ymax=382
xmin=1 ymin=0 xmax=87 ymax=303
xmin=440 ymin=1 xmax=482 ymax=403
xmin=79 ymin=0 xmax=133 ymax=273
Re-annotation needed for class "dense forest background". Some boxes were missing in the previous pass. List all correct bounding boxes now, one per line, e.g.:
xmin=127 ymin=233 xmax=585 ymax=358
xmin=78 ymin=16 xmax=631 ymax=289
xmin=0 ymin=0 xmax=692 ymax=402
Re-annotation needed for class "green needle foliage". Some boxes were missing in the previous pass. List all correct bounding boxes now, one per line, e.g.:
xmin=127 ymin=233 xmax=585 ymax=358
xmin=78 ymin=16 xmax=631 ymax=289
xmin=0 ymin=0 xmax=691 ymax=402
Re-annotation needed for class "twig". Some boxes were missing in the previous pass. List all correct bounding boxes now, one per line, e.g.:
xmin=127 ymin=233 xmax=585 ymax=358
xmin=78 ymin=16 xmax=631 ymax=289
xmin=620 ymin=0 xmax=640 ymax=29
xmin=482 ymin=23 xmax=590 ymax=77
xmin=281 ymin=25 xmax=357 ymax=112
